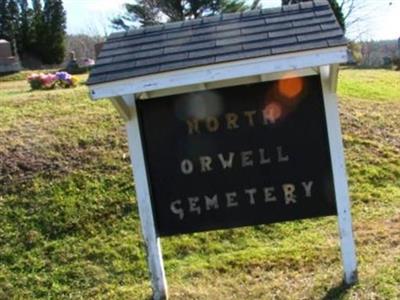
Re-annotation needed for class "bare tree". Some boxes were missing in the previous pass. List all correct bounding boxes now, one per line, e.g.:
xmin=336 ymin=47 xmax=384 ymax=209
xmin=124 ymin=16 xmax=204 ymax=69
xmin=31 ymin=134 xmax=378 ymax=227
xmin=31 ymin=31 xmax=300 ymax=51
xmin=281 ymin=0 xmax=379 ymax=38
xmin=65 ymin=34 xmax=105 ymax=63
xmin=339 ymin=0 xmax=393 ymax=40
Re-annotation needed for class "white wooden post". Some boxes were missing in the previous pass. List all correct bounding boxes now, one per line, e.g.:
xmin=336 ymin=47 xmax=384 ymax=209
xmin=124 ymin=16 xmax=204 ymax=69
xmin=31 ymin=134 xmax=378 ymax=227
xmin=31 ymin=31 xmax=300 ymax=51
xmin=122 ymin=94 xmax=168 ymax=299
xmin=320 ymin=66 xmax=358 ymax=285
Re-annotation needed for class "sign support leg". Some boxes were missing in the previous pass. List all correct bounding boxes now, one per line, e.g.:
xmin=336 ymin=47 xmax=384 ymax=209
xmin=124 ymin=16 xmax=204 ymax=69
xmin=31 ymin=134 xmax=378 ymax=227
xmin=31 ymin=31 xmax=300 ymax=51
xmin=320 ymin=66 xmax=358 ymax=285
xmin=123 ymin=94 xmax=168 ymax=299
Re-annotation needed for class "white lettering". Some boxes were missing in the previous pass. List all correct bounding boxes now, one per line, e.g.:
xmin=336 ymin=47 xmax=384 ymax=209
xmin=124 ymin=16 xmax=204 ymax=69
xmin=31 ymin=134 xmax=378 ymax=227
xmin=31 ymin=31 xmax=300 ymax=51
xmin=302 ymin=181 xmax=313 ymax=197
xmin=206 ymin=117 xmax=219 ymax=132
xmin=226 ymin=113 xmax=239 ymax=129
xmin=259 ymin=148 xmax=271 ymax=164
xmin=173 ymin=181 xmax=315 ymax=216
xmin=188 ymin=197 xmax=201 ymax=214
xmin=205 ymin=195 xmax=219 ymax=210
xmin=277 ymin=146 xmax=289 ymax=162
xmin=282 ymin=184 xmax=296 ymax=204
xmin=186 ymin=119 xmax=199 ymax=135
xmin=244 ymin=110 xmax=257 ymax=126
xmin=241 ymin=151 xmax=253 ymax=167
xmin=199 ymin=156 xmax=212 ymax=172
xmin=218 ymin=152 xmax=235 ymax=169
xmin=245 ymin=188 xmax=257 ymax=205
xmin=170 ymin=200 xmax=184 ymax=220
xmin=181 ymin=159 xmax=194 ymax=175
xmin=226 ymin=192 xmax=238 ymax=207
xmin=264 ymin=187 xmax=277 ymax=202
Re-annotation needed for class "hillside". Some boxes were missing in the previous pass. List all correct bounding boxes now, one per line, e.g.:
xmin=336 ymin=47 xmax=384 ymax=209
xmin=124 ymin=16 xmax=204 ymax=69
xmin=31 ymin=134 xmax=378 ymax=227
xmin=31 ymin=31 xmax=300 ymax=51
xmin=0 ymin=69 xmax=399 ymax=299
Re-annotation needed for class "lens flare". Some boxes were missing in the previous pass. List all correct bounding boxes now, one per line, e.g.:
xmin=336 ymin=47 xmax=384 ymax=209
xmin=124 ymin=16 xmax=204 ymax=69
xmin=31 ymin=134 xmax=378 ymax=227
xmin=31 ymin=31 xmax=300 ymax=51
xmin=263 ymin=102 xmax=282 ymax=124
xmin=277 ymin=74 xmax=303 ymax=99
xmin=174 ymin=91 xmax=223 ymax=120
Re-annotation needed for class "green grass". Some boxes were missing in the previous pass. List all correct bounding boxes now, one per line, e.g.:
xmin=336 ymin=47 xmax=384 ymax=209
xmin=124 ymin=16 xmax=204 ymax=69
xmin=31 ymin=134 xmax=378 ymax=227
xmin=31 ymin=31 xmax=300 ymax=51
xmin=338 ymin=69 xmax=400 ymax=101
xmin=1 ymin=68 xmax=399 ymax=299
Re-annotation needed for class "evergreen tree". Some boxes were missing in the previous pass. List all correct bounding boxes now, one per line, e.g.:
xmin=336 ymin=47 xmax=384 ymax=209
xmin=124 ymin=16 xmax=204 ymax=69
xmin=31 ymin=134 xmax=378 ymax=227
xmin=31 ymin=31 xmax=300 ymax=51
xmin=42 ymin=0 xmax=66 ymax=64
xmin=0 ymin=0 xmax=9 ymax=39
xmin=0 ymin=0 xmax=19 ymax=54
xmin=7 ymin=0 xmax=20 ymax=54
xmin=112 ymin=0 xmax=261 ymax=30
xmin=17 ymin=0 xmax=32 ymax=57
xmin=1 ymin=0 xmax=67 ymax=64
xmin=31 ymin=0 xmax=45 ymax=60
xmin=281 ymin=0 xmax=345 ymax=31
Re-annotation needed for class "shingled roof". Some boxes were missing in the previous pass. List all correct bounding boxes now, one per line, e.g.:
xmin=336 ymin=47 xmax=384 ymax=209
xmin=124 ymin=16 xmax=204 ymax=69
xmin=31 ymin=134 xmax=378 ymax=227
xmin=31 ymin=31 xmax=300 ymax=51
xmin=87 ymin=0 xmax=346 ymax=86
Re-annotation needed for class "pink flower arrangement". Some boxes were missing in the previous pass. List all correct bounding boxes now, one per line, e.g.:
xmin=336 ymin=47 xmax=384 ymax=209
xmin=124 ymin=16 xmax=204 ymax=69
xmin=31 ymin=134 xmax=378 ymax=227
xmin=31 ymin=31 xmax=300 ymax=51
xmin=27 ymin=72 xmax=79 ymax=90
xmin=28 ymin=73 xmax=57 ymax=89
xmin=41 ymin=73 xmax=57 ymax=87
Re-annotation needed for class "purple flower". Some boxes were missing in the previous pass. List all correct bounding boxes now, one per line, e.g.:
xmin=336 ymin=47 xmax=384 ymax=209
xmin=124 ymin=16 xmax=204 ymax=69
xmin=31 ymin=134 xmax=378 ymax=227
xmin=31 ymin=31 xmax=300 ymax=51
xmin=56 ymin=71 xmax=72 ymax=81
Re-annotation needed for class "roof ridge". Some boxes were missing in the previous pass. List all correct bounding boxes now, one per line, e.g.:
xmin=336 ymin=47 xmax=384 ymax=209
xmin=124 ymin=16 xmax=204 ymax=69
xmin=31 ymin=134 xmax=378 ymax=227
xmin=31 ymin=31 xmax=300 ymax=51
xmin=89 ymin=0 xmax=345 ymax=86
xmin=107 ymin=0 xmax=331 ymax=41
xmin=108 ymin=8 xmax=265 ymax=40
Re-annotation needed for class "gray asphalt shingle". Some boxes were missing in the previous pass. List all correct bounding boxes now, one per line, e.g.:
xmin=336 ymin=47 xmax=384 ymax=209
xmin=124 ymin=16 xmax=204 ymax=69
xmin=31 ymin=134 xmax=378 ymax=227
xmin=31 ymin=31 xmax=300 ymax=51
xmin=88 ymin=0 xmax=346 ymax=86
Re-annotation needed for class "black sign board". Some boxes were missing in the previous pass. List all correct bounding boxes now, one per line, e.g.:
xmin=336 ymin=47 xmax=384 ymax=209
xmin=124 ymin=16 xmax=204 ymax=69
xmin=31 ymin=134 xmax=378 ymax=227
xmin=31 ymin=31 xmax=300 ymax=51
xmin=137 ymin=75 xmax=336 ymax=236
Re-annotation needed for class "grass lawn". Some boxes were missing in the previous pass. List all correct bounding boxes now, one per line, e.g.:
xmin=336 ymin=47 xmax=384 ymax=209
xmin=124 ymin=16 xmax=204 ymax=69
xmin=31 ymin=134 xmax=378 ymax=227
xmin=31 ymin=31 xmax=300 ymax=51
xmin=0 ymin=69 xmax=399 ymax=299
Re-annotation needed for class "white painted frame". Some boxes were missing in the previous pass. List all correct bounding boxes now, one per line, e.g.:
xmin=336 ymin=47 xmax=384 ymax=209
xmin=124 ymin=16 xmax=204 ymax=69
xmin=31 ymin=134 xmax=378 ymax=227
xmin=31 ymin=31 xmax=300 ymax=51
xmin=123 ymin=94 xmax=168 ymax=300
xmin=104 ymin=61 xmax=357 ymax=298
xmin=137 ymin=68 xmax=318 ymax=100
xmin=320 ymin=65 xmax=358 ymax=284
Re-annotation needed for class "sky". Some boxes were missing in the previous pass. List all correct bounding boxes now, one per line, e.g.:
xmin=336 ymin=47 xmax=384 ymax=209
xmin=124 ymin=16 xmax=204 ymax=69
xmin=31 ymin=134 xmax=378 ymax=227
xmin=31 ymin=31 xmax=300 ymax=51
xmin=63 ymin=0 xmax=400 ymax=41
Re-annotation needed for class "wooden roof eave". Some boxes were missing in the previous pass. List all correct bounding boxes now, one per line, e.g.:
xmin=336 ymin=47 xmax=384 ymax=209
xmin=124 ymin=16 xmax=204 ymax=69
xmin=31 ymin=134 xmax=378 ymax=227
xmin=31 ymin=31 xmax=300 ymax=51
xmin=88 ymin=46 xmax=347 ymax=101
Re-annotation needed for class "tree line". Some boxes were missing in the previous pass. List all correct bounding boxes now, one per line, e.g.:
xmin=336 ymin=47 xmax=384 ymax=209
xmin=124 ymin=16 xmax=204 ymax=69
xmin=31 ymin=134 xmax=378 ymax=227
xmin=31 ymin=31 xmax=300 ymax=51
xmin=0 ymin=0 xmax=66 ymax=65
xmin=112 ymin=0 xmax=345 ymax=32
xmin=0 ymin=0 xmax=348 ymax=66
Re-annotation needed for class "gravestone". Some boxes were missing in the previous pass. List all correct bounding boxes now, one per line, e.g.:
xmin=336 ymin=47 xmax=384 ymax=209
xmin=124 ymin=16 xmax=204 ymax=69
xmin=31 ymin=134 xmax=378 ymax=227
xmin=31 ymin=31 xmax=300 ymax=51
xmin=0 ymin=40 xmax=13 ymax=57
xmin=0 ymin=39 xmax=21 ymax=74
xmin=66 ymin=51 xmax=79 ymax=74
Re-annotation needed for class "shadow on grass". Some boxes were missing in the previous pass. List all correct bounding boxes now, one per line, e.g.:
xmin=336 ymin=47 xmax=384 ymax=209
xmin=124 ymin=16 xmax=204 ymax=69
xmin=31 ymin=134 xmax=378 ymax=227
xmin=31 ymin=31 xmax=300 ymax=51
xmin=322 ymin=280 xmax=355 ymax=300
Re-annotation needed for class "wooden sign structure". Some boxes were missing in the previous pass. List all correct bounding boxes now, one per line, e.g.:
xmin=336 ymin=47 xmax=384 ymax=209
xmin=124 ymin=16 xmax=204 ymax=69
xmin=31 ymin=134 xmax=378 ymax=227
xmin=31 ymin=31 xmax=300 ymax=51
xmin=88 ymin=1 xmax=357 ymax=299
xmin=138 ymin=75 xmax=337 ymax=236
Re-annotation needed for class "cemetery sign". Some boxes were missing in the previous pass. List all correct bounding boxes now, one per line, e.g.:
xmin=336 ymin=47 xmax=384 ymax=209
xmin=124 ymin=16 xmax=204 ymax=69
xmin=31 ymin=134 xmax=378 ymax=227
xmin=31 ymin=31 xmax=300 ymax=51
xmin=88 ymin=1 xmax=358 ymax=299
xmin=138 ymin=75 xmax=336 ymax=236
